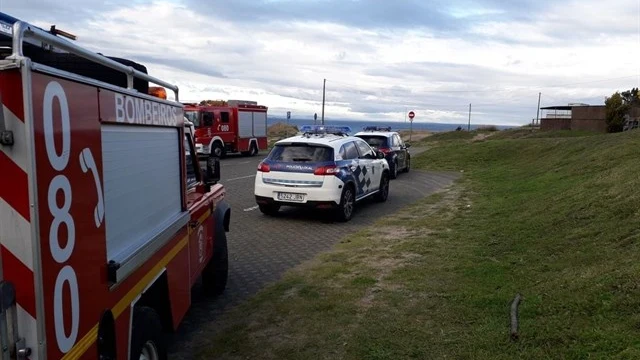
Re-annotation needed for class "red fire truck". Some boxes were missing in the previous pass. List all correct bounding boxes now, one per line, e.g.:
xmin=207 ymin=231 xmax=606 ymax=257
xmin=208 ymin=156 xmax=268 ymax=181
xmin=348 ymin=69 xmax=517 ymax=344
xmin=0 ymin=13 xmax=231 ymax=359
xmin=184 ymin=100 xmax=268 ymax=158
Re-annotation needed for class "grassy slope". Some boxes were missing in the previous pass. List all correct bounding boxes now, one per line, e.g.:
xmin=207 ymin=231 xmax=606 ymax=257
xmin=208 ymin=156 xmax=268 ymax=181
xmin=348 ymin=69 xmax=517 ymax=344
xmin=200 ymin=130 xmax=640 ymax=359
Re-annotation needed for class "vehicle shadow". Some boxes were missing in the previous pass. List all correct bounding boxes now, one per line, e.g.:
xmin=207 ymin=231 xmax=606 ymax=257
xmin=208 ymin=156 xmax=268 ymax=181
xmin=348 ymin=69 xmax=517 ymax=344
xmin=261 ymin=196 xmax=383 ymax=224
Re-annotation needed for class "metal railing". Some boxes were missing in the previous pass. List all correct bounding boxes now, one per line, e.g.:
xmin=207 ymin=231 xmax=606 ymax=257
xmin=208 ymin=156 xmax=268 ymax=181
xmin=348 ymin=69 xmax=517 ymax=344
xmin=8 ymin=21 xmax=180 ymax=101
xmin=543 ymin=114 xmax=571 ymax=119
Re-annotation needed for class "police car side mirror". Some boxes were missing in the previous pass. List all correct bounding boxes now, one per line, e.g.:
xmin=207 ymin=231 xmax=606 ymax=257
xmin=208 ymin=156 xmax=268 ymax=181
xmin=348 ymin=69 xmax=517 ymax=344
xmin=376 ymin=151 xmax=385 ymax=159
xmin=204 ymin=156 xmax=220 ymax=185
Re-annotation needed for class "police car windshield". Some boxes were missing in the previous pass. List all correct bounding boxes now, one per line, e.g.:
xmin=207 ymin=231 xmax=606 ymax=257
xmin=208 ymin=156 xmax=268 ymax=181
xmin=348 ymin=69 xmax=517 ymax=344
xmin=268 ymin=144 xmax=334 ymax=162
xmin=358 ymin=135 xmax=387 ymax=148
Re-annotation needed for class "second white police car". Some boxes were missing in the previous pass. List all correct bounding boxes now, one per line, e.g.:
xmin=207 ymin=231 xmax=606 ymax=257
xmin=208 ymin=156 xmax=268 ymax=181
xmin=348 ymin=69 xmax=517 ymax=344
xmin=254 ymin=125 xmax=391 ymax=221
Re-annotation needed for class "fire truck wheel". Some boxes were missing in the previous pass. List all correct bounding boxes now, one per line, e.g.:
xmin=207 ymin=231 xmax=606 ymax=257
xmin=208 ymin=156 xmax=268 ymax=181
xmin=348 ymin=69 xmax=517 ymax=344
xmin=250 ymin=143 xmax=259 ymax=156
xmin=212 ymin=142 xmax=226 ymax=158
xmin=130 ymin=306 xmax=166 ymax=360
xmin=202 ymin=225 xmax=228 ymax=295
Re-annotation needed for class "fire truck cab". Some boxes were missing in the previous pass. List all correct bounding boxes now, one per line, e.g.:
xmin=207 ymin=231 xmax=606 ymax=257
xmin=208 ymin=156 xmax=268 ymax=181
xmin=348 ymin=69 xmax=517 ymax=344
xmin=0 ymin=13 xmax=231 ymax=360
xmin=184 ymin=100 xmax=268 ymax=158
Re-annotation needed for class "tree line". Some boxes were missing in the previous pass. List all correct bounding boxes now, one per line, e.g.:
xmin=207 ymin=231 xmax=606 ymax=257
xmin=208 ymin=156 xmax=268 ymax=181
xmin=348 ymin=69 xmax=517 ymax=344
xmin=605 ymin=88 xmax=639 ymax=132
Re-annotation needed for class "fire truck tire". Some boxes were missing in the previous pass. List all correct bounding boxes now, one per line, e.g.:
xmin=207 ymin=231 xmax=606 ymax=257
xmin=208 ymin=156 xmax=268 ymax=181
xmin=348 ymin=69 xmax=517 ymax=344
xmin=211 ymin=142 xmax=226 ymax=158
xmin=250 ymin=142 xmax=259 ymax=156
xmin=241 ymin=143 xmax=259 ymax=157
xmin=202 ymin=225 xmax=228 ymax=295
xmin=130 ymin=306 xmax=167 ymax=360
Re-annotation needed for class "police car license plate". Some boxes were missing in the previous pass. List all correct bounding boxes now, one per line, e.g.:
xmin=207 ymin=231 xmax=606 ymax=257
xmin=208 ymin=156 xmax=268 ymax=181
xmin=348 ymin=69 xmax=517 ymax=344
xmin=277 ymin=192 xmax=304 ymax=202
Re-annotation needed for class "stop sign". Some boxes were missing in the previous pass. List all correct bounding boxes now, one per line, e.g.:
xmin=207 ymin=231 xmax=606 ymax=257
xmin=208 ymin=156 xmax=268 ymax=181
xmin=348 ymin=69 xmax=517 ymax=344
xmin=408 ymin=111 xmax=415 ymax=120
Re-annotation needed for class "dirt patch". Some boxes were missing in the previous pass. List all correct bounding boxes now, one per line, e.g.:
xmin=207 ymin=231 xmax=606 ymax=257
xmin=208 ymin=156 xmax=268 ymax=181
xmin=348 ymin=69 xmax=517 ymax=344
xmin=471 ymin=132 xmax=494 ymax=142
xmin=399 ymin=130 xmax=432 ymax=143
xmin=377 ymin=226 xmax=420 ymax=241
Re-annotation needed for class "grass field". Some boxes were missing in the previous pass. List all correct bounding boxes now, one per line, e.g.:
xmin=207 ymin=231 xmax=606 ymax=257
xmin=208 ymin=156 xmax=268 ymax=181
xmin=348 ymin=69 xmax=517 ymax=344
xmin=199 ymin=129 xmax=640 ymax=359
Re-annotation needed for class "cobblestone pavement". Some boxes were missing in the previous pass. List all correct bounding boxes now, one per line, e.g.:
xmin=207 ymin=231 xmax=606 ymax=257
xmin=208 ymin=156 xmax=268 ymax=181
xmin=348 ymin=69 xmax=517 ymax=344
xmin=168 ymin=147 xmax=459 ymax=358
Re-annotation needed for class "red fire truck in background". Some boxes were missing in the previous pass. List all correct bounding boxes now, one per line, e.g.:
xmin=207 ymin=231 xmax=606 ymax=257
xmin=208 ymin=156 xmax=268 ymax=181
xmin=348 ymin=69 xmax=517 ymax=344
xmin=0 ymin=13 xmax=231 ymax=359
xmin=184 ymin=100 xmax=268 ymax=158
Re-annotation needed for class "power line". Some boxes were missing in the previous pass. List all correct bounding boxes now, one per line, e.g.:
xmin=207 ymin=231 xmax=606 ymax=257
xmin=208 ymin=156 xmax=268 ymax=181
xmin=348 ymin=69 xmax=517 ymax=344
xmin=325 ymin=74 xmax=640 ymax=95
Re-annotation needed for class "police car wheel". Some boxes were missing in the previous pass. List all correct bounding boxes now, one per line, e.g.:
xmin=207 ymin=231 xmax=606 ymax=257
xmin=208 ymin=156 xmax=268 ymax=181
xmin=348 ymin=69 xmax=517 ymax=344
xmin=391 ymin=160 xmax=398 ymax=179
xmin=259 ymin=204 xmax=280 ymax=216
xmin=130 ymin=307 xmax=167 ymax=360
xmin=336 ymin=186 xmax=355 ymax=222
xmin=376 ymin=174 xmax=389 ymax=202
xmin=403 ymin=156 xmax=411 ymax=173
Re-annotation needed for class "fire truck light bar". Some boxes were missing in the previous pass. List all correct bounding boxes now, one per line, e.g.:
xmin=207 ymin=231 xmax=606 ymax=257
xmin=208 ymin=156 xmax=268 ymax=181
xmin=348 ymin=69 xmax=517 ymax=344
xmin=299 ymin=125 xmax=352 ymax=136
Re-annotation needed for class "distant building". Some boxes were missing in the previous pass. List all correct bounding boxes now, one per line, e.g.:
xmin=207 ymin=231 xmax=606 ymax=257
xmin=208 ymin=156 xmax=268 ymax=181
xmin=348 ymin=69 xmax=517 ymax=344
xmin=539 ymin=104 xmax=607 ymax=132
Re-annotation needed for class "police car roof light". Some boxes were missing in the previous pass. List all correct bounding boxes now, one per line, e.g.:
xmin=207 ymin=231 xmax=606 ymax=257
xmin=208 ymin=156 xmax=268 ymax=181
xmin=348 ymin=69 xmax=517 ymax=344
xmin=363 ymin=126 xmax=392 ymax=132
xmin=299 ymin=125 xmax=352 ymax=137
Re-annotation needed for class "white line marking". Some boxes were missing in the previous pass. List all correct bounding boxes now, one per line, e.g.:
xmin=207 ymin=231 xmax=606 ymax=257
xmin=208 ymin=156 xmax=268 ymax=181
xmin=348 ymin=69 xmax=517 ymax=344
xmin=239 ymin=161 xmax=251 ymax=164
xmin=243 ymin=205 xmax=259 ymax=212
xmin=226 ymin=174 xmax=256 ymax=181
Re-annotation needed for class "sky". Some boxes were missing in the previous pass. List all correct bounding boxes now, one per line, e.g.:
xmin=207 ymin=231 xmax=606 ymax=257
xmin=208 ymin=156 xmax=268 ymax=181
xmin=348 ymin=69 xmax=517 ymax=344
xmin=1 ymin=0 xmax=639 ymax=125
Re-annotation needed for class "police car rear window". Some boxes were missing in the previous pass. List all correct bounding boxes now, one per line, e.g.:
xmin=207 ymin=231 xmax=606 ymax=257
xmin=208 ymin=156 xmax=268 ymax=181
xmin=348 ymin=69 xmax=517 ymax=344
xmin=268 ymin=144 xmax=334 ymax=162
xmin=358 ymin=135 xmax=388 ymax=148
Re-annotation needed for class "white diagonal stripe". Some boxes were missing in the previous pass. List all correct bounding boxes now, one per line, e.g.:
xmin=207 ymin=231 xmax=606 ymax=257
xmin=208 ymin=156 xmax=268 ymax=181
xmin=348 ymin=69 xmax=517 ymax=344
xmin=0 ymin=198 xmax=33 ymax=270
xmin=17 ymin=304 xmax=39 ymax=360
xmin=0 ymin=105 xmax=28 ymax=172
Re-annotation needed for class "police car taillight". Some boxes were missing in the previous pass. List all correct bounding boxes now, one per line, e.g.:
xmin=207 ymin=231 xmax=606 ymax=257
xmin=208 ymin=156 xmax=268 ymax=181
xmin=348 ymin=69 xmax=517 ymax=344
xmin=314 ymin=165 xmax=339 ymax=175
xmin=258 ymin=162 xmax=270 ymax=172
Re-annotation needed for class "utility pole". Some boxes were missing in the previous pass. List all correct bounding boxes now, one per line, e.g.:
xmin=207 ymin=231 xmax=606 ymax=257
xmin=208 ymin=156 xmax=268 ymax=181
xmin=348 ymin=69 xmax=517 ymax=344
xmin=321 ymin=78 xmax=326 ymax=125
xmin=467 ymin=103 xmax=471 ymax=131
xmin=536 ymin=92 xmax=541 ymax=126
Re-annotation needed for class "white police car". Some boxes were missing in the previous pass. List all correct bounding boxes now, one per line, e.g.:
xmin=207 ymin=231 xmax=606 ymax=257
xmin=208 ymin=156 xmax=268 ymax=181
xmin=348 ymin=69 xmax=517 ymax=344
xmin=254 ymin=125 xmax=391 ymax=221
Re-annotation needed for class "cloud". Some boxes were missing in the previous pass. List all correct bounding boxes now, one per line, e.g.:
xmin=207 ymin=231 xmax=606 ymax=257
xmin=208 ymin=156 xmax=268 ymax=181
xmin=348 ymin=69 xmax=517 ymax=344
xmin=1 ymin=0 xmax=638 ymax=126
xmin=128 ymin=54 xmax=226 ymax=78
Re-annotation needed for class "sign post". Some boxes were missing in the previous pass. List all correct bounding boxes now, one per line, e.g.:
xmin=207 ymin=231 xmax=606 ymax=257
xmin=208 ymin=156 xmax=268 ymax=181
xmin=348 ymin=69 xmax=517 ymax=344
xmin=408 ymin=111 xmax=415 ymax=142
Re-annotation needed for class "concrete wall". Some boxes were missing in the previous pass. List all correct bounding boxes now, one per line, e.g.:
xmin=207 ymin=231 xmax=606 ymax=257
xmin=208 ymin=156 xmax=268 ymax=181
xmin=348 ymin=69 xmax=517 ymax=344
xmin=570 ymin=106 xmax=606 ymax=132
xmin=541 ymin=105 xmax=640 ymax=132
xmin=541 ymin=118 xmax=571 ymax=131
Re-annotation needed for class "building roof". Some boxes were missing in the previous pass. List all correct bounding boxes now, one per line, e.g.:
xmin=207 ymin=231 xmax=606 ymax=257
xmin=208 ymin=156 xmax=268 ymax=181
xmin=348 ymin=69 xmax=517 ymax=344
xmin=540 ymin=104 xmax=605 ymax=110
xmin=540 ymin=105 xmax=572 ymax=111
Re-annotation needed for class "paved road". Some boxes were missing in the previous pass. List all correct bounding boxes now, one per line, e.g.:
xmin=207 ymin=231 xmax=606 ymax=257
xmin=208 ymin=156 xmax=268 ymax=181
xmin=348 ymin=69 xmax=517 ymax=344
xmin=167 ymin=147 xmax=459 ymax=358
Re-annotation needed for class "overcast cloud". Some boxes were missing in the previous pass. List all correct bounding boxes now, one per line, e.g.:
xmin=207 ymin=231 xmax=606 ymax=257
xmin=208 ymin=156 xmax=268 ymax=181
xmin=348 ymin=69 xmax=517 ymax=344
xmin=1 ymin=0 xmax=639 ymax=125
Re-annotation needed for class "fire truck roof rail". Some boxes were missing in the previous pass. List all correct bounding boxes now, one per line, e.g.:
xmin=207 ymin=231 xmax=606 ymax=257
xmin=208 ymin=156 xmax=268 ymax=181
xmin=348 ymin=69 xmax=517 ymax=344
xmin=8 ymin=20 xmax=180 ymax=101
